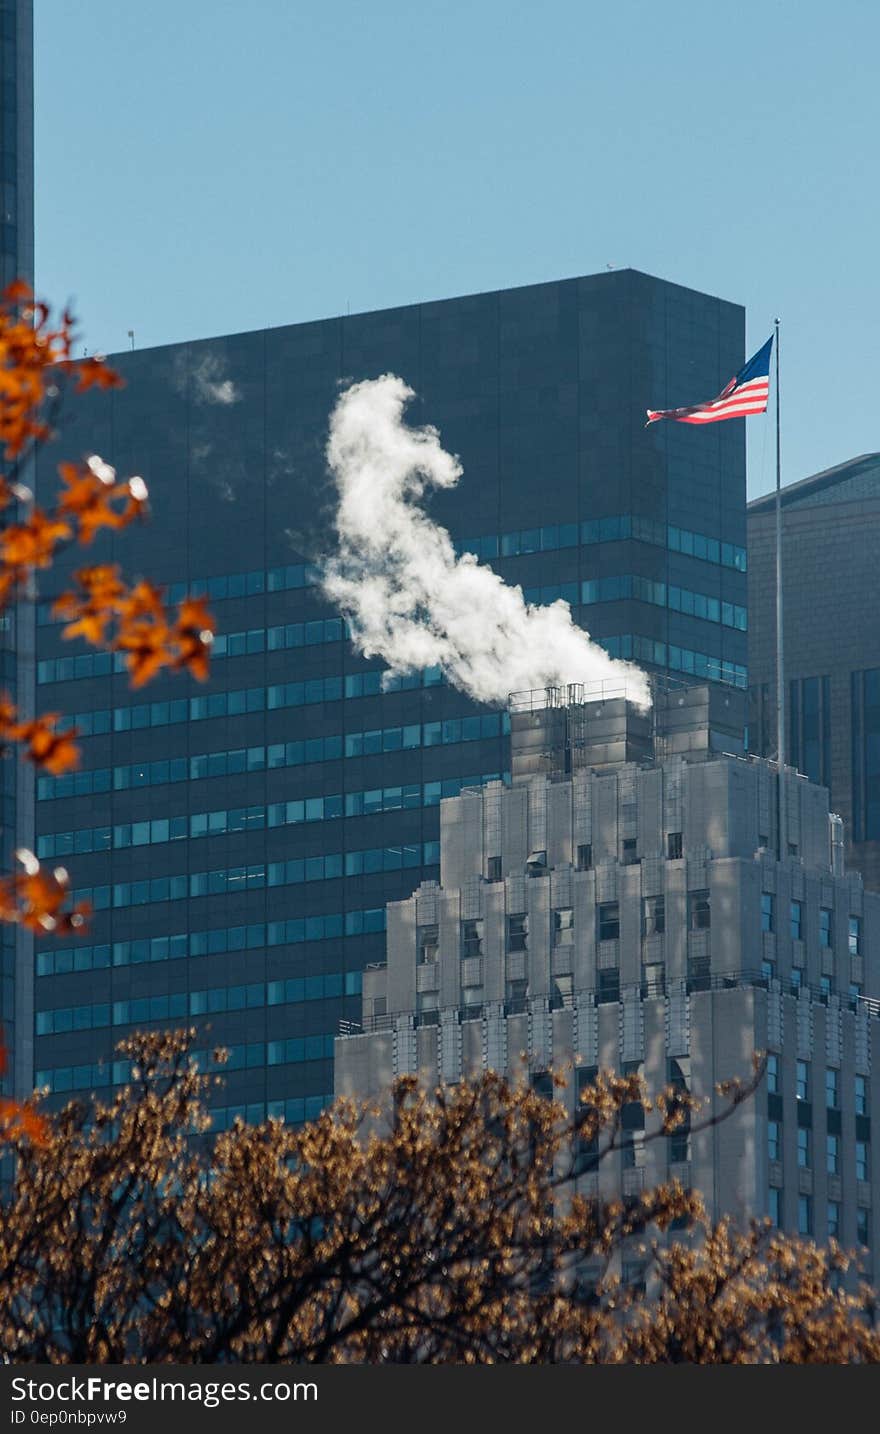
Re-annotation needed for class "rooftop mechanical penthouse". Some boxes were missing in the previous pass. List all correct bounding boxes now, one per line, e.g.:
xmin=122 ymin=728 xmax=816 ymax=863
xmin=337 ymin=682 xmax=880 ymax=1258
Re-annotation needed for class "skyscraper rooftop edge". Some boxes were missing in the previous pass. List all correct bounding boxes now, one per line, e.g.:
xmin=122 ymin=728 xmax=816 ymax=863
xmin=748 ymin=452 xmax=880 ymax=515
xmin=99 ymin=266 xmax=745 ymax=364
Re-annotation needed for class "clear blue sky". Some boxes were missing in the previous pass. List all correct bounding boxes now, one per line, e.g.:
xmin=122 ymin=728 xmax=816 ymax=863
xmin=34 ymin=0 xmax=879 ymax=497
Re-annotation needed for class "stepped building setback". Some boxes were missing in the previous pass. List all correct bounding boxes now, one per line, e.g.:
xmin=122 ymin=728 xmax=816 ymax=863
xmin=337 ymin=683 xmax=880 ymax=1262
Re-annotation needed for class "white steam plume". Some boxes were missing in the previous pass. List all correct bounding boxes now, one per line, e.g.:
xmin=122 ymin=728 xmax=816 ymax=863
xmin=322 ymin=375 xmax=650 ymax=710
xmin=173 ymin=352 xmax=241 ymax=406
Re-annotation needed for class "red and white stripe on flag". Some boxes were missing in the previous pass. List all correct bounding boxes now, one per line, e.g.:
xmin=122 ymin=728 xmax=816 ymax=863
xmin=646 ymin=336 xmax=773 ymax=426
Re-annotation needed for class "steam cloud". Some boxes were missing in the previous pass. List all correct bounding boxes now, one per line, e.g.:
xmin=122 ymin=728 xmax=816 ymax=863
xmin=174 ymin=352 xmax=241 ymax=406
xmin=322 ymin=376 xmax=650 ymax=709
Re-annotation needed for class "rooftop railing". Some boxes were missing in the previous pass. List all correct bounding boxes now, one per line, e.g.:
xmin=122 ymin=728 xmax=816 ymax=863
xmin=337 ymin=969 xmax=880 ymax=1038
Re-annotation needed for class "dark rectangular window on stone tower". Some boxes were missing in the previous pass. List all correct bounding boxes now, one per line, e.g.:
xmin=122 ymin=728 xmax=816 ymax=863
xmin=553 ymin=909 xmax=573 ymax=945
xmin=462 ymin=920 xmax=483 ymax=958
xmin=418 ymin=925 xmax=439 ymax=963
xmin=642 ymin=895 xmax=665 ymax=936
xmin=507 ymin=915 xmax=528 ymax=952
xmin=689 ymin=891 xmax=711 ymax=930
xmin=597 ymin=903 xmax=620 ymax=942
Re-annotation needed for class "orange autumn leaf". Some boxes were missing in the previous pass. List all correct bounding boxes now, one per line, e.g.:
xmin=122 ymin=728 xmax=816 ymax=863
xmin=57 ymin=461 xmax=148 ymax=545
xmin=51 ymin=566 xmax=216 ymax=689
xmin=53 ymin=602 xmax=112 ymax=647
xmin=0 ymin=1033 xmax=44 ymax=1152
xmin=0 ymin=853 xmax=90 ymax=938
xmin=116 ymin=578 xmax=166 ymax=623
xmin=57 ymin=462 xmax=127 ymax=543
xmin=0 ymin=696 xmax=81 ymax=775
xmin=0 ymin=509 xmax=72 ymax=572
xmin=0 ymin=1098 xmax=48 ymax=1147
xmin=19 ymin=872 xmax=90 ymax=933
xmin=0 ymin=571 xmax=16 ymax=608
xmin=172 ymin=596 xmax=215 ymax=682
xmin=2 ymin=278 xmax=32 ymax=304
xmin=70 ymin=356 xmax=124 ymax=392
xmin=13 ymin=716 xmax=81 ymax=775
xmin=53 ymin=564 xmax=128 ymax=644
xmin=0 ymin=284 xmax=120 ymax=462
xmin=114 ymin=620 xmax=174 ymax=689
xmin=0 ymin=695 xmax=17 ymax=732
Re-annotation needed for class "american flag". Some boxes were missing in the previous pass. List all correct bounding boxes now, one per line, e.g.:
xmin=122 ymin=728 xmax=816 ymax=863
xmin=646 ymin=336 xmax=773 ymax=426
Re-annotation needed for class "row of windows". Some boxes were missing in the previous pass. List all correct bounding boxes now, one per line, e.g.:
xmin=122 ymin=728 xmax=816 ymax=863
xmin=67 ymin=841 xmax=440 ymax=914
xmin=499 ymin=893 xmax=712 ymax=953
xmin=35 ymin=913 xmax=385 ymax=981
xmin=760 ymin=963 xmax=863 ymax=1002
xmin=37 ymin=565 xmax=307 ymax=627
xmin=767 ymin=1056 xmax=869 ymax=1114
xmin=35 ymin=771 xmax=505 ymax=858
xmin=458 ymin=514 xmax=747 ymax=572
xmin=54 ymin=665 xmax=448 ymax=741
xmin=521 ymin=582 xmax=580 ymax=608
xmin=35 ymin=1058 xmax=135 ymax=1093
xmin=433 ymin=851 xmax=725 ymax=958
xmin=212 ymin=1094 xmax=334 ymax=1130
xmin=38 ymin=937 xmax=180 ymax=977
xmin=191 ymin=975 xmax=359 ymax=1015
xmin=191 ymin=1043 xmax=334 ymax=1077
xmin=37 ymin=714 xmax=508 ymax=802
xmin=581 ymin=576 xmax=747 ymax=631
xmin=36 ymin=617 xmax=348 ymax=685
xmin=36 ymin=511 xmax=749 ymax=637
xmin=35 ymin=1044 xmax=336 ymax=1116
xmin=761 ymin=895 xmax=861 ymax=952
xmin=771 ymin=1123 xmax=871 ymax=1181
xmin=36 ymin=968 xmax=363 ymax=1035
xmin=768 ymin=1188 xmax=870 ymax=1243
xmin=601 ymin=634 xmax=748 ymax=690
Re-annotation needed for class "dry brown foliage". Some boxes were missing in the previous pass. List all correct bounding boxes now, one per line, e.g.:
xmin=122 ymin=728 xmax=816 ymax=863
xmin=0 ymin=1031 xmax=876 ymax=1364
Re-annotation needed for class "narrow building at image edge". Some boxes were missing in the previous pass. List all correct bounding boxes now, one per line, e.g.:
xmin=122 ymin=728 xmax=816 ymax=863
xmin=337 ymin=685 xmax=879 ymax=1266
xmin=748 ymin=454 xmax=880 ymax=893
xmin=0 ymin=0 xmax=34 ymax=1104
xmin=29 ymin=270 xmax=748 ymax=1125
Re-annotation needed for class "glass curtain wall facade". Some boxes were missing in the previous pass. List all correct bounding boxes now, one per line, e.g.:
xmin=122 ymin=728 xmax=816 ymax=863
xmin=31 ymin=269 xmax=745 ymax=1120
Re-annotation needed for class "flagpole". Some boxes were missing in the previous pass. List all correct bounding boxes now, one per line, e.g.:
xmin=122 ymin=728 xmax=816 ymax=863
xmin=774 ymin=317 xmax=785 ymax=859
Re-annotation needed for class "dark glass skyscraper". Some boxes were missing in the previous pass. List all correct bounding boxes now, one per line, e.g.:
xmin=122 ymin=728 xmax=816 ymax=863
xmin=1 ymin=0 xmax=33 ymax=1099
xmin=30 ymin=269 xmax=746 ymax=1120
